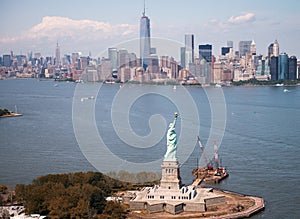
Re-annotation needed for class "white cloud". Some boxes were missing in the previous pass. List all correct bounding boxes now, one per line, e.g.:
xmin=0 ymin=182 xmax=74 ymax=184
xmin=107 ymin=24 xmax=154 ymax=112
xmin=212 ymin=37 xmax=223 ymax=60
xmin=30 ymin=16 xmax=136 ymax=40
xmin=228 ymin=13 xmax=256 ymax=24
xmin=0 ymin=16 xmax=138 ymax=54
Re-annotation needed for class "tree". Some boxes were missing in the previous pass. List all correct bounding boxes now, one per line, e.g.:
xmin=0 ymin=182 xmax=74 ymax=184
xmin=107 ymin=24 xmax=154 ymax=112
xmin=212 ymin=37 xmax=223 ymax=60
xmin=0 ymin=185 xmax=8 ymax=194
xmin=102 ymin=201 xmax=127 ymax=219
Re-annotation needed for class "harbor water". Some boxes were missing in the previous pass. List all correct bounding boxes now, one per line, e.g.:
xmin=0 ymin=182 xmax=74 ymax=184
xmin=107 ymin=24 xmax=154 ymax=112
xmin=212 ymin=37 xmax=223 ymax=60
xmin=0 ymin=79 xmax=299 ymax=218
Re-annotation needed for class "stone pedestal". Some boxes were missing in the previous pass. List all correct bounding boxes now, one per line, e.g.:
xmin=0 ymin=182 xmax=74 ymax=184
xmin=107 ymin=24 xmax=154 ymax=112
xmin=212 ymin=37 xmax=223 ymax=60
xmin=160 ymin=161 xmax=181 ymax=190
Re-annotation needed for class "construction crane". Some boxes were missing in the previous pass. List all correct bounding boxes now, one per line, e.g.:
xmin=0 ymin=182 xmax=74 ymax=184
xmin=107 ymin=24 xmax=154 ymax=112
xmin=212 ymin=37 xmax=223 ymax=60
xmin=197 ymin=136 xmax=213 ymax=170
xmin=214 ymin=140 xmax=219 ymax=169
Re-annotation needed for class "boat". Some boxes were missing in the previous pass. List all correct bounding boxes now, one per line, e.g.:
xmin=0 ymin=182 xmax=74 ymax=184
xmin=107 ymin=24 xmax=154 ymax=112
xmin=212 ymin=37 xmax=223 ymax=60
xmin=275 ymin=83 xmax=284 ymax=87
xmin=283 ymin=89 xmax=290 ymax=93
xmin=192 ymin=137 xmax=228 ymax=185
xmin=173 ymin=85 xmax=177 ymax=90
xmin=215 ymin=83 xmax=222 ymax=88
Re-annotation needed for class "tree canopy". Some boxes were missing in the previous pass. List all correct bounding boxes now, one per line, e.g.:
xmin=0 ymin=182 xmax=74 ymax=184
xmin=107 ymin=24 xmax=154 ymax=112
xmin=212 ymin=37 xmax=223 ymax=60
xmin=15 ymin=172 xmax=130 ymax=218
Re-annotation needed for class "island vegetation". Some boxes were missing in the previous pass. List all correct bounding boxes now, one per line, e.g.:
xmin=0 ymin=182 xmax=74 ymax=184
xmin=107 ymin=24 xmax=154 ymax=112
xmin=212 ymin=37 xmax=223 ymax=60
xmin=4 ymin=171 xmax=159 ymax=218
xmin=231 ymin=78 xmax=300 ymax=86
xmin=0 ymin=108 xmax=11 ymax=117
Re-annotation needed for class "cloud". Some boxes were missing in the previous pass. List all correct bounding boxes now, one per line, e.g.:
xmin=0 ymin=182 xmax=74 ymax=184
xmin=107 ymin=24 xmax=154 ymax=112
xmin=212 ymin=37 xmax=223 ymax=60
xmin=0 ymin=16 xmax=138 ymax=54
xmin=32 ymin=16 xmax=136 ymax=39
xmin=228 ymin=13 xmax=256 ymax=24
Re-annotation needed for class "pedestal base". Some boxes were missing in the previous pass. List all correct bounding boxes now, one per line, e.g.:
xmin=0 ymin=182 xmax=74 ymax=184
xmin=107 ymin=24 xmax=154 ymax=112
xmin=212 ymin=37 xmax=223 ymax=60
xmin=160 ymin=161 xmax=181 ymax=190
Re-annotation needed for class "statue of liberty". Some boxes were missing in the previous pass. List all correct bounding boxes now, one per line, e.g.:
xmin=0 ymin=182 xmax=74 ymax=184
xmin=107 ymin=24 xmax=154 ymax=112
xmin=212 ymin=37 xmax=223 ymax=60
xmin=164 ymin=112 xmax=178 ymax=161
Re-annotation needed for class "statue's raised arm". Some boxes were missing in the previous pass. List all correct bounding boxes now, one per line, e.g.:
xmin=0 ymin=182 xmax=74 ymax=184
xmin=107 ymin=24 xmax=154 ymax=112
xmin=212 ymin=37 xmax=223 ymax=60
xmin=164 ymin=112 xmax=179 ymax=161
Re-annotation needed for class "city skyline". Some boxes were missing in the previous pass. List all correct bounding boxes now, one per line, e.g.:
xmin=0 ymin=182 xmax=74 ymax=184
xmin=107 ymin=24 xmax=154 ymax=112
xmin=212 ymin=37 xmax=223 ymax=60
xmin=0 ymin=0 xmax=300 ymax=58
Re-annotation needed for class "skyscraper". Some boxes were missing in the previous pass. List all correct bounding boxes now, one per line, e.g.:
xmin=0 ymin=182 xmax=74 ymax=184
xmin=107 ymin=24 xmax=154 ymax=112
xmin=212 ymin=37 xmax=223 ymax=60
xmin=238 ymin=40 xmax=252 ymax=57
xmin=55 ymin=41 xmax=61 ymax=66
xmin=268 ymin=43 xmax=274 ymax=58
xmin=270 ymin=56 xmax=279 ymax=80
xmin=279 ymin=53 xmax=289 ymax=80
xmin=199 ymin=44 xmax=212 ymax=63
xmin=221 ymin=47 xmax=231 ymax=56
xmin=180 ymin=47 xmax=186 ymax=68
xmin=140 ymin=3 xmax=151 ymax=70
xmin=108 ymin=48 xmax=118 ymax=70
xmin=288 ymin=56 xmax=297 ymax=80
xmin=273 ymin=39 xmax=279 ymax=57
xmin=250 ymin=40 xmax=256 ymax=55
xmin=185 ymin=34 xmax=194 ymax=67
xmin=3 ymin=55 xmax=11 ymax=67
xmin=227 ymin=40 xmax=233 ymax=48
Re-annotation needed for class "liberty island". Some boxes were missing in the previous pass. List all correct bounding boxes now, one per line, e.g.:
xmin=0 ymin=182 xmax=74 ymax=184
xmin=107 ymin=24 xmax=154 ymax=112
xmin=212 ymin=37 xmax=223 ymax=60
xmin=128 ymin=113 xmax=265 ymax=217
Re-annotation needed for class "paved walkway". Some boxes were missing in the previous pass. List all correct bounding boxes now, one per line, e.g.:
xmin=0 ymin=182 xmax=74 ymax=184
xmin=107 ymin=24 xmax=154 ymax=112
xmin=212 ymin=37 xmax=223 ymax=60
xmin=213 ymin=196 xmax=265 ymax=219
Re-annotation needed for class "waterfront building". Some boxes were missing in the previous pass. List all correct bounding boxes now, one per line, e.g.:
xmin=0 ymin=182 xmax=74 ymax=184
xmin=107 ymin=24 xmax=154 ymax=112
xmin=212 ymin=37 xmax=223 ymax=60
xmin=108 ymin=48 xmax=119 ymax=70
xmin=212 ymin=61 xmax=223 ymax=83
xmin=270 ymin=56 xmax=279 ymax=80
xmin=288 ymin=56 xmax=297 ymax=80
xmin=185 ymin=34 xmax=194 ymax=68
xmin=199 ymin=44 xmax=212 ymax=63
xmin=279 ymin=53 xmax=289 ymax=80
xmin=140 ymin=4 xmax=151 ymax=70
xmin=238 ymin=40 xmax=252 ymax=57
xmin=99 ymin=58 xmax=112 ymax=81
xmin=256 ymin=58 xmax=270 ymax=77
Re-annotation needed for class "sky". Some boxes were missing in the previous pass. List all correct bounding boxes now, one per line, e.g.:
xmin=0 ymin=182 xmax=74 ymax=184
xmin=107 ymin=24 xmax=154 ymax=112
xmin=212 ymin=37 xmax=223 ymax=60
xmin=0 ymin=0 xmax=300 ymax=60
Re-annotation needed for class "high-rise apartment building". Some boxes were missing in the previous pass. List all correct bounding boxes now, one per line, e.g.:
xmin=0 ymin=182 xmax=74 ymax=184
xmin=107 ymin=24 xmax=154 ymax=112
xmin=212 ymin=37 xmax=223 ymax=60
xmin=185 ymin=34 xmax=194 ymax=66
xmin=279 ymin=53 xmax=289 ymax=80
xmin=140 ymin=4 xmax=151 ymax=70
xmin=238 ymin=40 xmax=252 ymax=57
xmin=199 ymin=44 xmax=212 ymax=63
